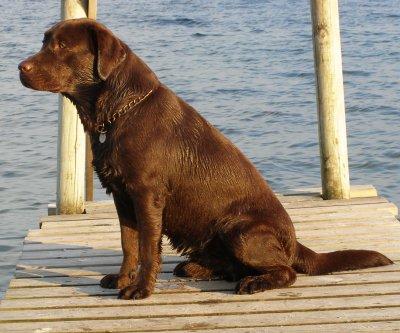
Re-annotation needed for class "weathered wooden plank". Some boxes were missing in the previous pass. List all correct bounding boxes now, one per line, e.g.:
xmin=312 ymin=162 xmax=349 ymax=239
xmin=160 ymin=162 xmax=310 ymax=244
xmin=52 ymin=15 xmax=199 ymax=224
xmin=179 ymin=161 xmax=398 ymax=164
xmin=40 ymin=203 xmax=398 ymax=228
xmin=26 ymin=216 xmax=400 ymax=242
xmin=14 ymin=264 xmax=176 ymax=278
xmin=21 ymin=240 xmax=177 ymax=253
xmin=40 ymin=209 xmax=396 ymax=230
xmin=34 ymin=212 xmax=399 ymax=233
xmin=9 ymin=273 xmax=184 ymax=288
xmin=21 ymin=248 xmax=124 ymax=260
xmin=19 ymin=242 xmax=124 ymax=252
xmin=13 ymin=258 xmax=400 ymax=279
xmin=284 ymin=202 xmax=397 ymax=216
xmin=1 ymin=294 xmax=399 ymax=323
xmin=83 ymin=185 xmax=379 ymax=213
xmin=85 ymin=196 xmax=388 ymax=214
xmin=29 ymin=221 xmax=400 ymax=239
xmin=9 ymin=270 xmax=400 ymax=289
xmin=299 ymin=225 xmax=400 ymax=238
xmin=5 ymin=281 xmax=236 ymax=299
xmin=293 ymin=217 xmax=397 ymax=230
xmin=159 ymin=321 xmax=400 ymax=333
xmin=6 ymin=269 xmax=400 ymax=299
xmin=41 ymin=212 xmax=118 ymax=223
xmin=21 ymin=233 xmax=400 ymax=253
xmin=285 ymin=184 xmax=378 ymax=198
xmin=3 ymin=321 xmax=396 ymax=333
xmin=84 ymin=197 xmax=388 ymax=213
xmin=2 ymin=282 xmax=400 ymax=310
xmin=15 ymin=236 xmax=400 ymax=267
xmin=41 ymin=218 xmax=119 ymax=230
xmin=40 ymin=197 xmax=397 ymax=224
xmin=83 ymin=193 xmax=323 ymax=214
xmin=37 ymin=217 xmax=391 ymax=234
xmin=21 ymin=226 xmax=400 ymax=259
xmin=0 ymin=306 xmax=399 ymax=332
xmin=17 ymin=254 xmax=186 ymax=268
xmin=19 ymin=238 xmax=400 ymax=257
xmin=9 ymin=272 xmax=187 ymax=288
xmin=21 ymin=239 xmax=399 ymax=253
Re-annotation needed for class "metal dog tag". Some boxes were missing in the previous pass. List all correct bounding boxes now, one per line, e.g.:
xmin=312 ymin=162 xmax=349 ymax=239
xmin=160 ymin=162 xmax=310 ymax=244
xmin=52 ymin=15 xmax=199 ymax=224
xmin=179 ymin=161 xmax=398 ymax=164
xmin=99 ymin=133 xmax=106 ymax=143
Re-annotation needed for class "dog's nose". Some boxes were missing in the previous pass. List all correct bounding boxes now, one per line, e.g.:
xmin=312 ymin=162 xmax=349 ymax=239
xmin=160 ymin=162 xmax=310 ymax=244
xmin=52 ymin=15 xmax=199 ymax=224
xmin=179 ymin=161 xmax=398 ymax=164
xmin=18 ymin=61 xmax=33 ymax=73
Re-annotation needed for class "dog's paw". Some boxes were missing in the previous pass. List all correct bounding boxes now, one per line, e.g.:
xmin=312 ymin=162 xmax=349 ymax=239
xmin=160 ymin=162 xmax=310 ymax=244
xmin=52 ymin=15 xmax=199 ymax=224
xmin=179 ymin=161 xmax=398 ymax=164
xmin=235 ymin=276 xmax=269 ymax=295
xmin=100 ymin=273 xmax=136 ymax=289
xmin=100 ymin=274 xmax=119 ymax=289
xmin=118 ymin=285 xmax=152 ymax=300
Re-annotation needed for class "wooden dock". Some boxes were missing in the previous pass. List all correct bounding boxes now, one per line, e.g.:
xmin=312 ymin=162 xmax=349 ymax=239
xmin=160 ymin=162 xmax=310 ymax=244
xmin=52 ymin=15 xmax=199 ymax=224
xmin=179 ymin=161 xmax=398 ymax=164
xmin=1 ymin=185 xmax=400 ymax=332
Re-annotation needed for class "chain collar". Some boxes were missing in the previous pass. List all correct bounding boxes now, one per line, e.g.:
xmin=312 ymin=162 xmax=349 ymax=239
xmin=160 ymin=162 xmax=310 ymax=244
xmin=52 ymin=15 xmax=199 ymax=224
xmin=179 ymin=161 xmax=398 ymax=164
xmin=95 ymin=87 xmax=156 ymax=135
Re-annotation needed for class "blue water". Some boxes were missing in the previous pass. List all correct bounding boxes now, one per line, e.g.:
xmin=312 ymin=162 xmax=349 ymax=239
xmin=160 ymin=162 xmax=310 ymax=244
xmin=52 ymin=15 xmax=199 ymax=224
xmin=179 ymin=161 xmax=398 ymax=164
xmin=0 ymin=0 xmax=398 ymax=298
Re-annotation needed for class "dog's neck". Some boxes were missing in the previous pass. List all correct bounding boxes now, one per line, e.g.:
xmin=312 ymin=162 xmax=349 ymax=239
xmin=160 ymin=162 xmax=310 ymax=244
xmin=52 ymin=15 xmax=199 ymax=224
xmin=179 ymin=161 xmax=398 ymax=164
xmin=63 ymin=85 xmax=100 ymax=132
xmin=65 ymin=51 xmax=160 ymax=134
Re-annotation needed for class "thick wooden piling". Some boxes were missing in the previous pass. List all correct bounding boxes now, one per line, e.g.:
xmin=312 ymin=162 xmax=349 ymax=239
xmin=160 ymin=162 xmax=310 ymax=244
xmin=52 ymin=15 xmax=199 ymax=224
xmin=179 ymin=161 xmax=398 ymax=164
xmin=310 ymin=0 xmax=350 ymax=200
xmin=57 ymin=0 xmax=90 ymax=214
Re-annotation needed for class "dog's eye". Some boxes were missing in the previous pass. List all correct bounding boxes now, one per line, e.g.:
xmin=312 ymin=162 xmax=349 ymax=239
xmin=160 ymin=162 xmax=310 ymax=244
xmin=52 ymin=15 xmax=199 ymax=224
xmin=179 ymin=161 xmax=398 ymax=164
xmin=58 ymin=41 xmax=66 ymax=49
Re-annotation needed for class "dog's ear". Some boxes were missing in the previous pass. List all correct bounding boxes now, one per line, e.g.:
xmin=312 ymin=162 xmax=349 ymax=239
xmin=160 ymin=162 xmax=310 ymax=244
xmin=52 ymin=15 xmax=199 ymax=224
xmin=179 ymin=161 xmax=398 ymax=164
xmin=92 ymin=25 xmax=126 ymax=81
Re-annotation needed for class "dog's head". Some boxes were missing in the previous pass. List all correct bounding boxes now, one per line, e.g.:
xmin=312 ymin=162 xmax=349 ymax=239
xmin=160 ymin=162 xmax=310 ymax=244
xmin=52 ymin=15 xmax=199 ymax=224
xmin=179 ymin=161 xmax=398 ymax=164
xmin=18 ymin=18 xmax=126 ymax=94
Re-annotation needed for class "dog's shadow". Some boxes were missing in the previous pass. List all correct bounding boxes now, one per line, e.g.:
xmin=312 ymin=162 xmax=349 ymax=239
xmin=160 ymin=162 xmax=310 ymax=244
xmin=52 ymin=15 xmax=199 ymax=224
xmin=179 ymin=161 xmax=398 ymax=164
xmin=15 ymin=242 xmax=236 ymax=301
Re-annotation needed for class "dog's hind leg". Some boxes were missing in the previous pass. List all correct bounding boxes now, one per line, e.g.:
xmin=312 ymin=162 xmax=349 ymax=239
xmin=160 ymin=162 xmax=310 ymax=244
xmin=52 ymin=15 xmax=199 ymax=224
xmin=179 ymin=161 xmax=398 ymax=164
xmin=235 ymin=264 xmax=296 ymax=294
xmin=173 ymin=260 xmax=215 ymax=279
xmin=226 ymin=225 xmax=297 ymax=294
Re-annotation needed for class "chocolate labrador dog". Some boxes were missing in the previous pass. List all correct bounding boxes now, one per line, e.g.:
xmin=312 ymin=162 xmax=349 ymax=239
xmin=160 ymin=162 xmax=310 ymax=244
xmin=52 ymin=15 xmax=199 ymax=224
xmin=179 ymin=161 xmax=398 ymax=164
xmin=19 ymin=19 xmax=392 ymax=300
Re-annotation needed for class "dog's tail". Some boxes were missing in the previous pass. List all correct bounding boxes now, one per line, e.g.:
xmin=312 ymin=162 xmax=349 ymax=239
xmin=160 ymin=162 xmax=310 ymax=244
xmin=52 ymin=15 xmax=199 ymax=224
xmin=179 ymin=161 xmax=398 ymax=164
xmin=293 ymin=241 xmax=393 ymax=275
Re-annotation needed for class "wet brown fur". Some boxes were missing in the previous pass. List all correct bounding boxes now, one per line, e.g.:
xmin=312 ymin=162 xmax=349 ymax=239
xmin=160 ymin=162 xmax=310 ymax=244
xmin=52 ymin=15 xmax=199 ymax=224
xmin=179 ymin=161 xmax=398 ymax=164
xmin=19 ymin=19 xmax=393 ymax=299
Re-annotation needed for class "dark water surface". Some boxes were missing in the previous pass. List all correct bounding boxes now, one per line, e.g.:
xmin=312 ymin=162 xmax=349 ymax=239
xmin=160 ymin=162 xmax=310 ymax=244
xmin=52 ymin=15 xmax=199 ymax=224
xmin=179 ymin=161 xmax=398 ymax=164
xmin=0 ymin=0 xmax=398 ymax=298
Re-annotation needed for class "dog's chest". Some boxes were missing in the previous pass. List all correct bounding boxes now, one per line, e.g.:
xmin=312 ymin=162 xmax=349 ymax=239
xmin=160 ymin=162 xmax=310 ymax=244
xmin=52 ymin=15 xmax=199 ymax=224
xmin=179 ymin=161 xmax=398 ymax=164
xmin=92 ymin=139 xmax=124 ymax=193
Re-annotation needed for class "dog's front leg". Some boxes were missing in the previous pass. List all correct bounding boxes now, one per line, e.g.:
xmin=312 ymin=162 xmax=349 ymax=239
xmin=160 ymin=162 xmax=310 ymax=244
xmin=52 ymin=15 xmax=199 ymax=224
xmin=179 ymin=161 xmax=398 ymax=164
xmin=100 ymin=191 xmax=139 ymax=289
xmin=118 ymin=190 xmax=163 ymax=300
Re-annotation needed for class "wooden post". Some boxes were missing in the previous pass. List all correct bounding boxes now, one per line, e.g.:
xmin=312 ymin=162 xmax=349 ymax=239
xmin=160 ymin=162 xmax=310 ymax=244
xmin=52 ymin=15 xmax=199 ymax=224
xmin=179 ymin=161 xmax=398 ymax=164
xmin=310 ymin=0 xmax=350 ymax=200
xmin=88 ymin=0 xmax=97 ymax=19
xmin=85 ymin=0 xmax=97 ymax=202
xmin=57 ymin=0 xmax=89 ymax=214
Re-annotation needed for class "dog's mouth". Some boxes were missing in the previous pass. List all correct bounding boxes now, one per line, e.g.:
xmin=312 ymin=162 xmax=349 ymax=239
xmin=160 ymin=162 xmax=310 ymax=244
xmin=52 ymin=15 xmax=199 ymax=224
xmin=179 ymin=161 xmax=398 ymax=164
xmin=19 ymin=73 xmax=61 ymax=93
xmin=19 ymin=73 xmax=32 ymax=89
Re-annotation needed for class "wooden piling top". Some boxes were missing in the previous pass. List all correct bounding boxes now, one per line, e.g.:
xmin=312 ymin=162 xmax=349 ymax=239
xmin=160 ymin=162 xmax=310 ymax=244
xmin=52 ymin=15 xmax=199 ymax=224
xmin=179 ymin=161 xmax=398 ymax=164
xmin=1 ymin=185 xmax=399 ymax=332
